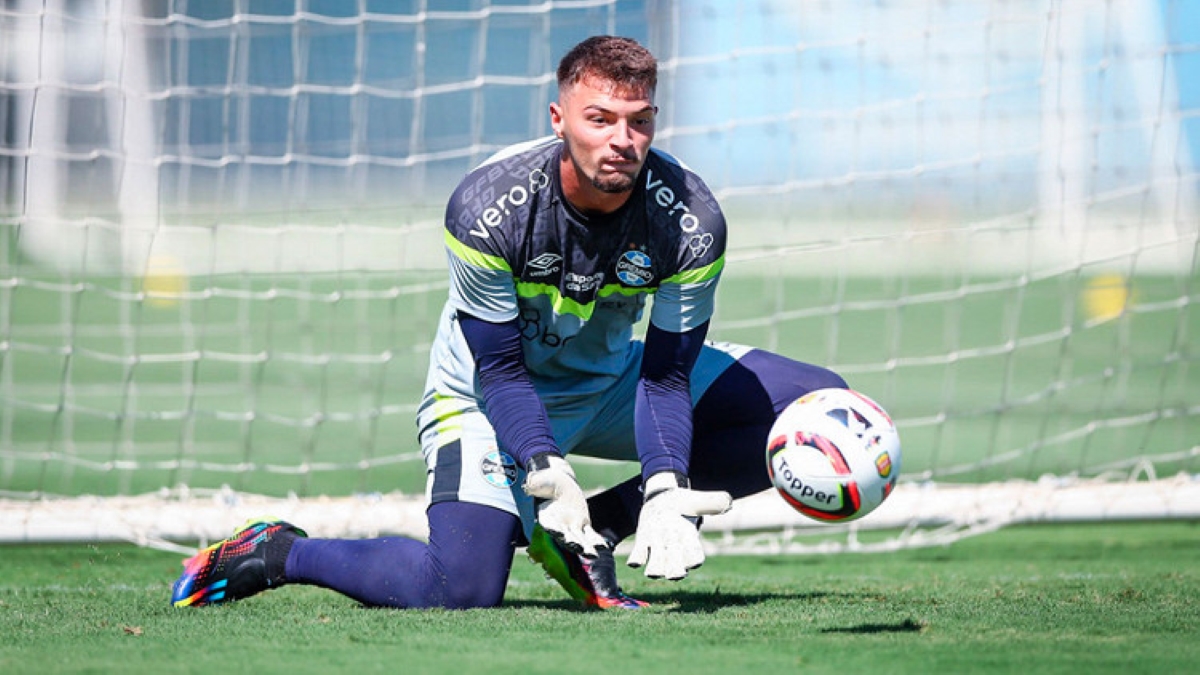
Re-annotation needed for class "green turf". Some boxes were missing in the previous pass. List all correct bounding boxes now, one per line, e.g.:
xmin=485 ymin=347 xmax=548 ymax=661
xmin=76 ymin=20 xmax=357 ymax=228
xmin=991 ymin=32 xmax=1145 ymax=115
xmin=1 ymin=520 xmax=1197 ymax=674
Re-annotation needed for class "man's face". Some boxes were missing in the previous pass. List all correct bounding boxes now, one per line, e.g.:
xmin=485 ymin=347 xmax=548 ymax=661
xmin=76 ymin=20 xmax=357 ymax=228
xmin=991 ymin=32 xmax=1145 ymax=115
xmin=550 ymin=76 xmax=657 ymax=198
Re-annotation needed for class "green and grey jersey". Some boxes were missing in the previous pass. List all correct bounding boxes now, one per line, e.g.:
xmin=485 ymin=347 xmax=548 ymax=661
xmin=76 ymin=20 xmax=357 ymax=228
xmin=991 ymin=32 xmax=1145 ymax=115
xmin=435 ymin=136 xmax=726 ymax=399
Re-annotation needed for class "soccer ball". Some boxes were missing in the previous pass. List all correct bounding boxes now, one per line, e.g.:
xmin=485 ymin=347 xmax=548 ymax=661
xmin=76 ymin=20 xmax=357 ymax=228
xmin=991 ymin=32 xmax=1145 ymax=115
xmin=765 ymin=388 xmax=901 ymax=523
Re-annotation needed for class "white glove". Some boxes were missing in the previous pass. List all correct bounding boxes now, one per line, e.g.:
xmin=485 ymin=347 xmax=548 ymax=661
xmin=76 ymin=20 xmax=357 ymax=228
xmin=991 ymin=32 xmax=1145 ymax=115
xmin=522 ymin=453 xmax=608 ymax=558
xmin=627 ymin=472 xmax=733 ymax=580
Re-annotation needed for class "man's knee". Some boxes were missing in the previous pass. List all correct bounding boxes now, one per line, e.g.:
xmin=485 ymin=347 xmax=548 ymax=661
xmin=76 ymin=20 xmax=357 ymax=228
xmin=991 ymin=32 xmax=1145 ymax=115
xmin=811 ymin=366 xmax=848 ymax=392
xmin=426 ymin=501 xmax=518 ymax=609
xmin=738 ymin=348 xmax=849 ymax=403
xmin=439 ymin=579 xmax=506 ymax=609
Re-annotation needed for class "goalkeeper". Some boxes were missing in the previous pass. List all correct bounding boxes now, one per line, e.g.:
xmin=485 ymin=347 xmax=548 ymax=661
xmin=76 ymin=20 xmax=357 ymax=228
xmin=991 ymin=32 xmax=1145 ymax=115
xmin=171 ymin=35 xmax=845 ymax=610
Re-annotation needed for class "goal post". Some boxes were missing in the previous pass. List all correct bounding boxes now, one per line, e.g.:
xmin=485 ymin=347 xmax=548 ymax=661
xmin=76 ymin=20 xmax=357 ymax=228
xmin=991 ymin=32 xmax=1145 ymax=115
xmin=1 ymin=0 xmax=1197 ymax=553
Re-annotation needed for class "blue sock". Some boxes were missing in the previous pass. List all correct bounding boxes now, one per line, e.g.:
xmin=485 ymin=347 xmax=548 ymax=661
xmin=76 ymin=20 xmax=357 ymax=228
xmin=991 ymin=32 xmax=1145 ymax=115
xmin=284 ymin=501 xmax=520 ymax=609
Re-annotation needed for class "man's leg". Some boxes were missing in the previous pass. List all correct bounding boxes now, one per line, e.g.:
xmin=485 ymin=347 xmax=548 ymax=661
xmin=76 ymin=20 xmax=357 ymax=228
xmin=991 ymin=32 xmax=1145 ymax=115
xmin=688 ymin=348 xmax=847 ymax=495
xmin=169 ymin=502 xmax=519 ymax=610
xmin=284 ymin=501 xmax=520 ymax=609
xmin=587 ymin=346 xmax=847 ymax=543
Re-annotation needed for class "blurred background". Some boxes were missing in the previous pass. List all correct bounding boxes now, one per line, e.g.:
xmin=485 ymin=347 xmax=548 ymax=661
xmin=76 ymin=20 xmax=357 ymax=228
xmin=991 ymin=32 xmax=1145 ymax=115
xmin=0 ymin=2 xmax=1196 ymax=525
xmin=4 ymin=0 xmax=1196 ymax=272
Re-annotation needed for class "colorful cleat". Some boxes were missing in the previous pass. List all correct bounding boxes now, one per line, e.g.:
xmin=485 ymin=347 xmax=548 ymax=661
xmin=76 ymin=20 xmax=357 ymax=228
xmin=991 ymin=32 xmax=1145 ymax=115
xmin=171 ymin=519 xmax=307 ymax=608
xmin=527 ymin=524 xmax=647 ymax=610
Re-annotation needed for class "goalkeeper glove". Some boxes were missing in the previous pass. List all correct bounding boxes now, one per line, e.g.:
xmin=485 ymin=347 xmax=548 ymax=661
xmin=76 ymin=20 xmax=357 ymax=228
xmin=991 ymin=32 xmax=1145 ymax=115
xmin=627 ymin=471 xmax=732 ymax=580
xmin=522 ymin=453 xmax=608 ymax=558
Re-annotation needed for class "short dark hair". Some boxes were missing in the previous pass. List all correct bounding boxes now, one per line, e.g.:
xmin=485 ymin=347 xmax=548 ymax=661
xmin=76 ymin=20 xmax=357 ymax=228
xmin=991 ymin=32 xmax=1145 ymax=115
xmin=556 ymin=36 xmax=657 ymax=96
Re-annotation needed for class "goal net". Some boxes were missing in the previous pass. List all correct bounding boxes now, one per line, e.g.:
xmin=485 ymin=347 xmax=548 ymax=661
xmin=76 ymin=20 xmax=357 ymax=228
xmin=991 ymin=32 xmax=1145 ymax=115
xmin=2 ymin=0 xmax=1197 ymax=554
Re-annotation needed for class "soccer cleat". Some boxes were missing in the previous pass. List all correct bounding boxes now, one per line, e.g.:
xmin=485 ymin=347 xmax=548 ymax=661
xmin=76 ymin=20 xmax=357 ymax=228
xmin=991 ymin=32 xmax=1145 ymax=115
xmin=527 ymin=524 xmax=648 ymax=610
xmin=171 ymin=519 xmax=307 ymax=608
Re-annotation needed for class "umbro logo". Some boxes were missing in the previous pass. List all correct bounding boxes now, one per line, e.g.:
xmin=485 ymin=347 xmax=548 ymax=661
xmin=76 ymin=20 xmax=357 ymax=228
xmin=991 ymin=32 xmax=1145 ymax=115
xmin=524 ymin=253 xmax=562 ymax=277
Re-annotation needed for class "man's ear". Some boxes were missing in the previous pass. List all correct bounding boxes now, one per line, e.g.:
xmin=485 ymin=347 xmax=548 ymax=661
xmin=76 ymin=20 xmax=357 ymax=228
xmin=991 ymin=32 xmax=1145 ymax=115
xmin=549 ymin=102 xmax=564 ymax=138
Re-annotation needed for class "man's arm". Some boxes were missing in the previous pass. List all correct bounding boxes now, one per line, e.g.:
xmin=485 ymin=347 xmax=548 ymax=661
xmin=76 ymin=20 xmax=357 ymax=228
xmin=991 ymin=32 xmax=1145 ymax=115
xmin=627 ymin=320 xmax=732 ymax=579
xmin=634 ymin=321 xmax=709 ymax=478
xmin=457 ymin=312 xmax=557 ymax=465
xmin=457 ymin=311 xmax=606 ymax=557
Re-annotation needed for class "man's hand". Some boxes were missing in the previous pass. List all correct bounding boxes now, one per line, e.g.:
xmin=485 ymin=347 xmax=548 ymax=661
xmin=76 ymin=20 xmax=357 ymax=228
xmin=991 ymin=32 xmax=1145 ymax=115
xmin=522 ymin=453 xmax=608 ymax=558
xmin=627 ymin=472 xmax=732 ymax=580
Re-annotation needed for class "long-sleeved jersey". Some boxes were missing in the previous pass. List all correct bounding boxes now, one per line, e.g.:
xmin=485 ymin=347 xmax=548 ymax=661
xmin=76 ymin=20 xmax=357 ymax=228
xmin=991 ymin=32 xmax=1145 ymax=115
xmin=425 ymin=136 xmax=726 ymax=470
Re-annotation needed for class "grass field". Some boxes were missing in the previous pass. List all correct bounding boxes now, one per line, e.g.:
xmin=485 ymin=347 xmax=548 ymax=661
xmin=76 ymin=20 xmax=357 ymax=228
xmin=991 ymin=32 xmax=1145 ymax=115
xmin=1 ymin=520 xmax=1197 ymax=674
xmin=3 ymin=272 xmax=1197 ymax=499
xmin=3 ymin=262 xmax=1196 ymax=672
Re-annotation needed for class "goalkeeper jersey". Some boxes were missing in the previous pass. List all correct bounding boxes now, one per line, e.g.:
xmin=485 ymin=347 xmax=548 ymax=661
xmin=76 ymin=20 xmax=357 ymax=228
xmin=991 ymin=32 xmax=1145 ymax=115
xmin=434 ymin=136 xmax=726 ymax=403
xmin=436 ymin=136 xmax=724 ymax=398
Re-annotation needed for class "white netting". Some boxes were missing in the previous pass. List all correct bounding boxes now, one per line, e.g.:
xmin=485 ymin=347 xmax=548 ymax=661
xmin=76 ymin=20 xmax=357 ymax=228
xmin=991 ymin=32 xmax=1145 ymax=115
xmin=1 ymin=0 xmax=1197 ymax=548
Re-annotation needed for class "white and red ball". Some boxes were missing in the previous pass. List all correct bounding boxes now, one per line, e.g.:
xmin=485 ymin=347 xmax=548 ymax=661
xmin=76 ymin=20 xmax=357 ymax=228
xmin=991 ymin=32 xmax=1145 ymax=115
xmin=765 ymin=388 xmax=901 ymax=523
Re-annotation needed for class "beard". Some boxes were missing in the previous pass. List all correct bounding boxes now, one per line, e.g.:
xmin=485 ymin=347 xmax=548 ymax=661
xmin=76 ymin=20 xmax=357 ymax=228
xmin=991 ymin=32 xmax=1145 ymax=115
xmin=563 ymin=140 xmax=638 ymax=194
xmin=590 ymin=171 xmax=636 ymax=194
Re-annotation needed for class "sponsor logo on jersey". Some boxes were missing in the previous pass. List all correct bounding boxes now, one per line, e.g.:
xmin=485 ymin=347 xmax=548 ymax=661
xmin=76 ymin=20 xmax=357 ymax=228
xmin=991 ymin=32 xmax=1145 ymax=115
xmin=645 ymin=168 xmax=701 ymax=233
xmin=480 ymin=450 xmax=517 ymax=488
xmin=524 ymin=252 xmax=562 ymax=278
xmin=468 ymin=168 xmax=551 ymax=239
xmin=687 ymin=232 xmax=714 ymax=258
xmin=565 ymin=271 xmax=604 ymax=293
xmin=616 ymin=249 xmax=653 ymax=286
xmin=518 ymin=306 xmax=573 ymax=347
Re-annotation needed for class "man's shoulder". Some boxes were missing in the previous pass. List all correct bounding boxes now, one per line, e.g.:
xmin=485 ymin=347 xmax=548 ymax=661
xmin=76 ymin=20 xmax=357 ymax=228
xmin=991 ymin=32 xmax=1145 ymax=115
xmin=476 ymin=136 xmax=561 ymax=170
xmin=446 ymin=137 xmax=559 ymax=233
xmin=452 ymin=137 xmax=557 ymax=196
xmin=642 ymin=148 xmax=725 ymax=231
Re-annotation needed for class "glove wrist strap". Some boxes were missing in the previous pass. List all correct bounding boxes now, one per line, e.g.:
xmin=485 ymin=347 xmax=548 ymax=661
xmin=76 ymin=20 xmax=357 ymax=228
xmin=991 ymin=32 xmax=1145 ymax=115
xmin=526 ymin=451 xmax=561 ymax=473
xmin=643 ymin=470 xmax=689 ymax=501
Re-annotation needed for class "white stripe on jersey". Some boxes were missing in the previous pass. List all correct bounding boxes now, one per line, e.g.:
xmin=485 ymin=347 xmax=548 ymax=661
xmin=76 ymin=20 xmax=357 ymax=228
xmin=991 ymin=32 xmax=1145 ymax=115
xmin=477 ymin=136 xmax=693 ymax=174
xmin=476 ymin=136 xmax=560 ymax=169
